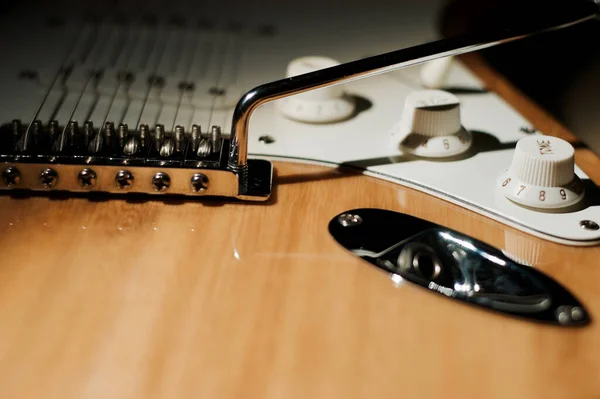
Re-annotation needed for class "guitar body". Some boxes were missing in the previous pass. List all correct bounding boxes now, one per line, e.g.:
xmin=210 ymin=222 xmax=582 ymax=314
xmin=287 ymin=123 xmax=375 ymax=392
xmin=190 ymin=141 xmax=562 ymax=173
xmin=0 ymin=1 xmax=599 ymax=397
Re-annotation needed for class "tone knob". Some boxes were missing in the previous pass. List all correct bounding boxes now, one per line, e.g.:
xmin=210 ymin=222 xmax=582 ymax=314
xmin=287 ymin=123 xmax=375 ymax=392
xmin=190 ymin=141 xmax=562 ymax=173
xmin=390 ymin=89 xmax=472 ymax=157
xmin=279 ymin=56 xmax=355 ymax=123
xmin=498 ymin=135 xmax=585 ymax=210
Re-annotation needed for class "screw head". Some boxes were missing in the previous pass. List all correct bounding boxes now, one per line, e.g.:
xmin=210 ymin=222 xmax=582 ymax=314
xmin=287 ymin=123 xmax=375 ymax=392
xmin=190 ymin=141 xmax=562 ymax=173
xmin=78 ymin=168 xmax=97 ymax=188
xmin=39 ymin=168 xmax=58 ymax=188
xmin=519 ymin=126 xmax=537 ymax=134
xmin=190 ymin=173 xmax=209 ymax=192
xmin=2 ymin=167 xmax=21 ymax=187
xmin=580 ymin=220 xmax=599 ymax=231
xmin=152 ymin=172 xmax=171 ymax=192
xmin=571 ymin=306 xmax=585 ymax=321
xmin=115 ymin=170 xmax=134 ymax=189
xmin=337 ymin=213 xmax=362 ymax=227
xmin=258 ymin=135 xmax=275 ymax=144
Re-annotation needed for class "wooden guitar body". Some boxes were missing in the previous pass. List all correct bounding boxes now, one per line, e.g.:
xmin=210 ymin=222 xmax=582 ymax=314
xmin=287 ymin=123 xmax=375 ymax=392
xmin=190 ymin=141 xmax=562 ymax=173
xmin=0 ymin=1 xmax=599 ymax=398
xmin=1 ymin=161 xmax=600 ymax=398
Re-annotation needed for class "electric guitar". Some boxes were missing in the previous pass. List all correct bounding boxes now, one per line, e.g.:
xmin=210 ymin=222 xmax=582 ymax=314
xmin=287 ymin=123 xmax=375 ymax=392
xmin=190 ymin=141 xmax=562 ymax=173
xmin=0 ymin=0 xmax=599 ymax=397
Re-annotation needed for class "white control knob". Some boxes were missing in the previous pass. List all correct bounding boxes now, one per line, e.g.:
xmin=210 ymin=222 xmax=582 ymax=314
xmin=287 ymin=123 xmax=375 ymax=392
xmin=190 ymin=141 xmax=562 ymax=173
xmin=420 ymin=56 xmax=454 ymax=89
xmin=390 ymin=89 xmax=472 ymax=157
xmin=279 ymin=56 xmax=355 ymax=123
xmin=498 ymin=135 xmax=585 ymax=210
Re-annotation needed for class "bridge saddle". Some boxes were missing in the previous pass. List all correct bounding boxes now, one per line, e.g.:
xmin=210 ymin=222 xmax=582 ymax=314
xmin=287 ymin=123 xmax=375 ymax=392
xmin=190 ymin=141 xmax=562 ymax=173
xmin=0 ymin=120 xmax=272 ymax=201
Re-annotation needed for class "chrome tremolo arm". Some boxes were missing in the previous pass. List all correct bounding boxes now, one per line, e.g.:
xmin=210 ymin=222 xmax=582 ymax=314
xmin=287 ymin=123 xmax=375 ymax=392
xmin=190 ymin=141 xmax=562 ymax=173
xmin=228 ymin=0 xmax=598 ymax=191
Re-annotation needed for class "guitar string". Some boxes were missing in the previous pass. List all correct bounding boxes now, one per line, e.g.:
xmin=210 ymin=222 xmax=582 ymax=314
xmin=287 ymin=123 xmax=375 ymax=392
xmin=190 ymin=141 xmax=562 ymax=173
xmin=115 ymin=21 xmax=141 ymax=125
xmin=133 ymin=10 xmax=172 ymax=132
xmin=205 ymin=0 xmax=253 ymax=133
xmin=82 ymin=1 xmax=141 ymax=123
xmin=60 ymin=17 xmax=123 ymax=139
xmin=85 ymin=1 xmax=141 ymax=125
xmin=47 ymin=19 xmax=105 ymax=123
xmin=19 ymin=22 xmax=96 ymax=150
xmin=170 ymin=23 xmax=200 ymax=133
xmin=206 ymin=29 xmax=230 ymax=130
xmin=149 ymin=0 xmax=174 ymax=129
xmin=114 ymin=0 xmax=151 ymax=126
xmin=102 ymin=0 xmax=166 ymax=136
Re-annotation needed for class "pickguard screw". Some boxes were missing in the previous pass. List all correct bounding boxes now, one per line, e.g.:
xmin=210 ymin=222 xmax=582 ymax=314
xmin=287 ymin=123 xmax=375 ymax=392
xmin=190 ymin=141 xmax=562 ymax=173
xmin=580 ymin=220 xmax=599 ymax=231
xmin=258 ymin=135 xmax=275 ymax=144
xmin=520 ymin=126 xmax=536 ymax=134
xmin=338 ymin=213 xmax=362 ymax=227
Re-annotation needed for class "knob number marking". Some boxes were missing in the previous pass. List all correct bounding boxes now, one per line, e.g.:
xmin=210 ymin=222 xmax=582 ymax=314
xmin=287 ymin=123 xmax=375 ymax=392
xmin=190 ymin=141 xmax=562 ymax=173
xmin=537 ymin=140 xmax=554 ymax=155
xmin=517 ymin=185 xmax=526 ymax=196
xmin=415 ymin=94 xmax=456 ymax=107
xmin=539 ymin=190 xmax=546 ymax=201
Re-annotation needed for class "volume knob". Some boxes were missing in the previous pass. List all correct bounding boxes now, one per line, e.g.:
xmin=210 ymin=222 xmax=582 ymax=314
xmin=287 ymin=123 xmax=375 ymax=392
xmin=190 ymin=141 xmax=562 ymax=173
xmin=498 ymin=135 xmax=585 ymax=210
xmin=390 ymin=89 xmax=472 ymax=157
xmin=279 ymin=56 xmax=355 ymax=123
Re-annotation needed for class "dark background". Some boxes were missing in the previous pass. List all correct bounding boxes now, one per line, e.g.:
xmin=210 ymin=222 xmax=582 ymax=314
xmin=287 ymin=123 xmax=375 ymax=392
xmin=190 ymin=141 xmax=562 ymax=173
xmin=439 ymin=0 xmax=600 ymax=155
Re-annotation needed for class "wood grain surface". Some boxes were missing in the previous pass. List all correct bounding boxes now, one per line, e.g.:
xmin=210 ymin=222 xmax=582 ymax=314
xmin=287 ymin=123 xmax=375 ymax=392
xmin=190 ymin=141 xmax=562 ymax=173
xmin=1 ymin=12 xmax=600 ymax=399
xmin=0 ymin=156 xmax=599 ymax=398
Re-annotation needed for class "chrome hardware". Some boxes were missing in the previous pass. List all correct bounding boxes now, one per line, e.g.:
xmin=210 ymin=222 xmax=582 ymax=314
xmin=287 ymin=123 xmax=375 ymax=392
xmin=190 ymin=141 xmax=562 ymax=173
xmin=210 ymin=125 xmax=222 ymax=153
xmin=174 ymin=125 xmax=185 ymax=153
xmin=78 ymin=168 xmax=97 ymax=188
xmin=329 ymin=208 xmax=590 ymax=326
xmin=258 ymin=135 xmax=275 ymax=144
xmin=227 ymin=1 xmax=598 ymax=178
xmin=39 ymin=168 xmax=58 ymax=188
xmin=139 ymin=124 xmax=149 ymax=148
xmin=123 ymin=136 xmax=139 ymax=156
xmin=152 ymin=172 xmax=170 ymax=192
xmin=118 ymin=123 xmax=129 ymax=147
xmin=190 ymin=124 xmax=201 ymax=152
xmin=0 ymin=122 xmax=272 ymax=200
xmin=115 ymin=170 xmax=133 ymax=189
xmin=48 ymin=120 xmax=59 ymax=140
xmin=580 ymin=220 xmax=599 ymax=230
xmin=190 ymin=173 xmax=209 ymax=192
xmin=2 ymin=3 xmax=592 ymax=202
xmin=2 ymin=167 xmax=20 ymax=187
xmin=196 ymin=139 xmax=211 ymax=157
xmin=337 ymin=213 xmax=362 ymax=227
xmin=159 ymin=137 xmax=175 ymax=157
xmin=11 ymin=119 xmax=21 ymax=138
xmin=83 ymin=121 xmax=94 ymax=147
xmin=104 ymin=121 xmax=115 ymax=145
xmin=154 ymin=124 xmax=165 ymax=151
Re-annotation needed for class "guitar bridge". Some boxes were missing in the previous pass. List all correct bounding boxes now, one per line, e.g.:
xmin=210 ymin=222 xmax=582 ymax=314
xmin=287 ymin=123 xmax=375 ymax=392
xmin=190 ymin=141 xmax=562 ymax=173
xmin=0 ymin=119 xmax=272 ymax=201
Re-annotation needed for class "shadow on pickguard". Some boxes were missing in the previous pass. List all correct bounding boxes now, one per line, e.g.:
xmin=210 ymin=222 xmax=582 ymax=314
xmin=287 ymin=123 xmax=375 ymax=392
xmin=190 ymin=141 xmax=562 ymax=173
xmin=348 ymin=94 xmax=373 ymax=118
xmin=342 ymin=130 xmax=516 ymax=168
xmin=273 ymin=130 xmax=600 ymax=209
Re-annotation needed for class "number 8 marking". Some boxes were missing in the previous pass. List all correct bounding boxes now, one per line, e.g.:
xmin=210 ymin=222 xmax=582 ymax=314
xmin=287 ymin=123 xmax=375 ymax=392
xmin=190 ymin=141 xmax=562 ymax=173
xmin=560 ymin=189 xmax=566 ymax=200
xmin=539 ymin=190 xmax=546 ymax=201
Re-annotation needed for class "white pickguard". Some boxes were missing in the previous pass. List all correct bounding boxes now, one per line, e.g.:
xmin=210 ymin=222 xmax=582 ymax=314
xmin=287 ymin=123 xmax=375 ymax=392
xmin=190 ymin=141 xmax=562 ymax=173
xmin=0 ymin=0 xmax=598 ymax=245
